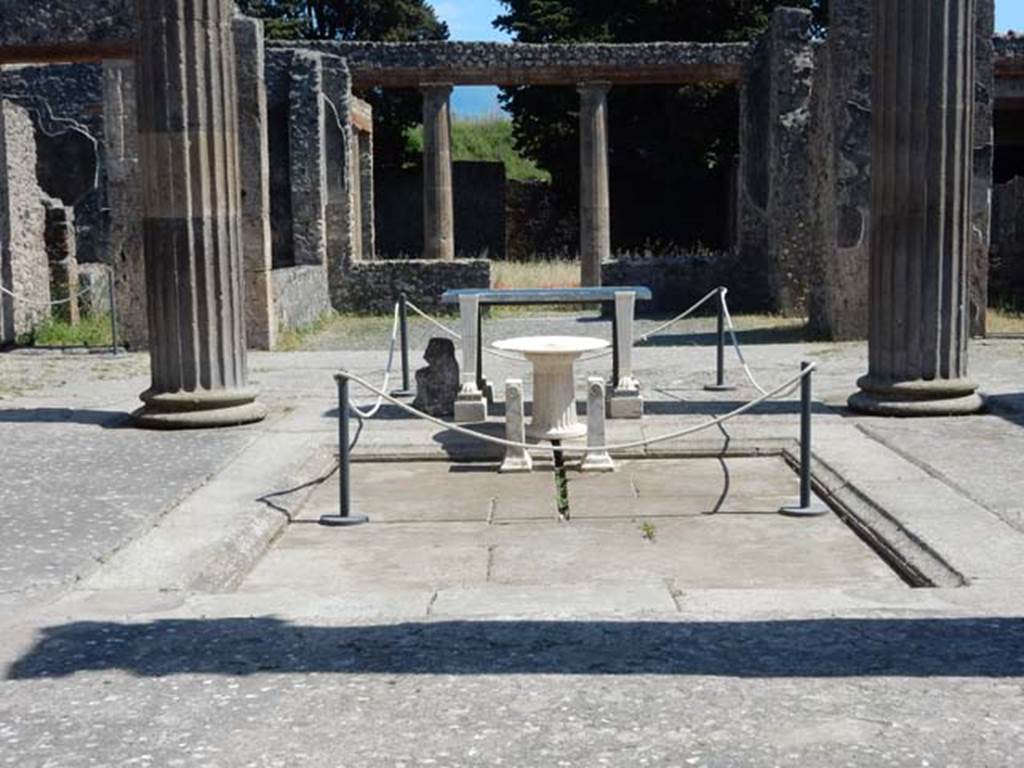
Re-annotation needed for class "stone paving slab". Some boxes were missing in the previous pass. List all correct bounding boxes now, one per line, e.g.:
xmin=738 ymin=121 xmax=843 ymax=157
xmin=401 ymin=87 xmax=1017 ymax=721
xmin=242 ymin=459 xmax=902 ymax=613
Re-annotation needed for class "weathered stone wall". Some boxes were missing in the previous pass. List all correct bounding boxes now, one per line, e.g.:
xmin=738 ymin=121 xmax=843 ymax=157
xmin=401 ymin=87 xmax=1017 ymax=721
xmin=0 ymin=63 xmax=105 ymax=263
xmin=234 ymin=17 xmax=276 ymax=351
xmin=334 ymin=259 xmax=490 ymax=314
xmin=808 ymin=0 xmax=994 ymax=340
xmin=271 ymin=264 xmax=332 ymax=333
xmin=0 ymin=0 xmax=134 ymax=56
xmin=376 ymin=161 xmax=507 ymax=259
xmin=0 ymin=100 xmax=49 ymax=344
xmin=807 ymin=0 xmax=871 ymax=340
xmin=990 ymin=176 xmax=1024 ymax=310
xmin=273 ymin=41 xmax=750 ymax=87
xmin=737 ymin=7 xmax=816 ymax=314
xmin=602 ymin=251 xmax=739 ymax=314
xmin=102 ymin=59 xmax=146 ymax=349
xmin=972 ymin=1 xmax=996 ymax=336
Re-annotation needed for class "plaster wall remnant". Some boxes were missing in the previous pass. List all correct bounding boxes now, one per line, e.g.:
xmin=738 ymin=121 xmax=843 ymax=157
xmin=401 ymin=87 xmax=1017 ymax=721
xmin=0 ymin=99 xmax=50 ymax=345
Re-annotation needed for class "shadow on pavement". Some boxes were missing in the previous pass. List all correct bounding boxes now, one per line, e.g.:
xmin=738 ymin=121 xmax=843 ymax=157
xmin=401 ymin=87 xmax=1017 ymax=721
xmin=983 ymin=393 xmax=1024 ymax=428
xmin=0 ymin=408 xmax=132 ymax=428
xmin=8 ymin=617 xmax=1024 ymax=679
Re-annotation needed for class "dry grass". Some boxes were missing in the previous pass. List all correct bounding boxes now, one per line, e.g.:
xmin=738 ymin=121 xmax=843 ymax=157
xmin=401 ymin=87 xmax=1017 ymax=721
xmin=491 ymin=260 xmax=580 ymax=290
xmin=988 ymin=308 xmax=1024 ymax=335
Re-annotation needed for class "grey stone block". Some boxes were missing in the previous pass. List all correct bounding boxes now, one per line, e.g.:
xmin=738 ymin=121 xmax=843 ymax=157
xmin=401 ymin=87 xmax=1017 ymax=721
xmin=412 ymin=337 xmax=460 ymax=418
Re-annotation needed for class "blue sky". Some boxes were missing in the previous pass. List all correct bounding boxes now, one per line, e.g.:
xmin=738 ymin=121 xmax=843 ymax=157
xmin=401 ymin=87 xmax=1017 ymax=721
xmin=432 ymin=0 xmax=1024 ymax=117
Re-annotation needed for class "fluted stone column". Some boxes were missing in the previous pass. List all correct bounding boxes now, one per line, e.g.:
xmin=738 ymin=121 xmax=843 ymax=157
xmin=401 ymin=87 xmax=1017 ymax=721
xmin=134 ymin=0 xmax=266 ymax=428
xmin=421 ymin=84 xmax=454 ymax=261
xmin=849 ymin=0 xmax=983 ymax=416
xmin=579 ymin=82 xmax=611 ymax=287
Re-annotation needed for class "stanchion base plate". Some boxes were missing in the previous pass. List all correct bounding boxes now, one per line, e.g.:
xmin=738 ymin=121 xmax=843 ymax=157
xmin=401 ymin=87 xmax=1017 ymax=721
xmin=390 ymin=389 xmax=414 ymax=398
xmin=703 ymin=383 xmax=737 ymax=392
xmin=319 ymin=514 xmax=370 ymax=527
xmin=778 ymin=498 xmax=829 ymax=517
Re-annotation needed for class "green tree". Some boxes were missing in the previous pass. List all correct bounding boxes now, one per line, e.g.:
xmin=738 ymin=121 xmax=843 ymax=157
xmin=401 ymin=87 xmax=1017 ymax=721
xmin=236 ymin=0 xmax=449 ymax=167
xmin=494 ymin=0 xmax=826 ymax=251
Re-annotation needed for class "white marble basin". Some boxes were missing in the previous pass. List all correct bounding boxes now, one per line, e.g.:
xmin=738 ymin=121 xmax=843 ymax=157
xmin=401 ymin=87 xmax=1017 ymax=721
xmin=493 ymin=335 xmax=610 ymax=440
xmin=493 ymin=336 xmax=610 ymax=357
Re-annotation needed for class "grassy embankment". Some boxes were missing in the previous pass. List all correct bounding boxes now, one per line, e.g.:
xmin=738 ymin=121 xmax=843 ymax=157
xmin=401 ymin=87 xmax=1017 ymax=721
xmin=405 ymin=116 xmax=550 ymax=183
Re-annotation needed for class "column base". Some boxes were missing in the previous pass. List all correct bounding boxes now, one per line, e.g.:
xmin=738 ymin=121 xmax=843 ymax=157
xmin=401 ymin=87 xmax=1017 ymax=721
xmin=607 ymin=388 xmax=644 ymax=420
xmin=499 ymin=452 xmax=534 ymax=474
xmin=134 ymin=388 xmax=267 ymax=430
xmin=454 ymin=393 xmax=488 ymax=423
xmin=848 ymin=377 xmax=984 ymax=417
xmin=580 ymin=451 xmax=616 ymax=473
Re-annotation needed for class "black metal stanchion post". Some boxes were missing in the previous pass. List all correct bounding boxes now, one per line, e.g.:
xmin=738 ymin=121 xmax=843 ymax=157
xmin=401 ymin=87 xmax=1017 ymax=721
xmin=321 ymin=373 xmax=370 ymax=526
xmin=704 ymin=287 xmax=735 ymax=392
xmin=780 ymin=361 xmax=827 ymax=517
xmin=392 ymin=292 xmax=413 ymax=397
xmin=108 ymin=264 xmax=119 ymax=356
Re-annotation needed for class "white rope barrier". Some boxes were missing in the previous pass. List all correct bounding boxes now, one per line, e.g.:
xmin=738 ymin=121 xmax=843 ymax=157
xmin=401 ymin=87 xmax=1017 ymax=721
xmin=719 ymin=288 xmax=769 ymax=396
xmin=635 ymin=286 xmax=721 ymax=343
xmin=347 ymin=302 xmax=401 ymax=420
xmin=0 ymin=281 xmax=99 ymax=309
xmin=340 ymin=363 xmax=814 ymax=455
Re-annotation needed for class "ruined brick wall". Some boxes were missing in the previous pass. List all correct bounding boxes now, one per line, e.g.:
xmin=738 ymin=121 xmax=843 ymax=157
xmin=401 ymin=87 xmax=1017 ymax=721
xmin=0 ymin=100 xmax=49 ymax=344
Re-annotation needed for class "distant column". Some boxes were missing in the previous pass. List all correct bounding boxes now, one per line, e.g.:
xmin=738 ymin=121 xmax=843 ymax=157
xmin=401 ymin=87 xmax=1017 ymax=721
xmin=421 ymin=83 xmax=455 ymax=261
xmin=578 ymin=82 xmax=611 ymax=287
xmin=134 ymin=0 xmax=266 ymax=428
xmin=849 ymin=0 xmax=983 ymax=416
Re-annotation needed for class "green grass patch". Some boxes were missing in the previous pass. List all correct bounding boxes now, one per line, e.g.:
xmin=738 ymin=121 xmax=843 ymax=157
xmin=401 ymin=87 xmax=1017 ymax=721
xmin=20 ymin=314 xmax=114 ymax=348
xmin=275 ymin=312 xmax=344 ymax=351
xmin=406 ymin=118 xmax=550 ymax=183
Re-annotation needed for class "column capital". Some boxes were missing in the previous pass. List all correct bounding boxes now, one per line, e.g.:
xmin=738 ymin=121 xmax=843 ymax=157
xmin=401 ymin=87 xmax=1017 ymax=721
xmin=577 ymin=81 xmax=612 ymax=97
xmin=420 ymin=82 xmax=454 ymax=97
